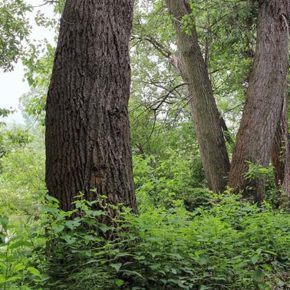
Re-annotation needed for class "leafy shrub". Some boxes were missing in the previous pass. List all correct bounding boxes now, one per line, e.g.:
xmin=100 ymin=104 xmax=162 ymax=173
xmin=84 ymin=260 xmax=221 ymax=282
xmin=133 ymin=152 xmax=204 ymax=209
xmin=0 ymin=213 xmax=44 ymax=289
xmin=121 ymin=197 xmax=290 ymax=289
xmin=41 ymin=196 xmax=118 ymax=289
xmin=0 ymin=127 xmax=33 ymax=166
xmin=0 ymin=192 xmax=289 ymax=289
xmin=1 ymin=194 xmax=283 ymax=290
xmin=0 ymin=146 xmax=45 ymax=215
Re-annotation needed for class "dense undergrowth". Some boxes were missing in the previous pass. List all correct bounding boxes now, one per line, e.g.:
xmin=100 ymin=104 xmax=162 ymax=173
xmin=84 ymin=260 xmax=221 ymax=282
xmin=1 ymin=191 xmax=289 ymax=290
xmin=0 ymin=127 xmax=289 ymax=290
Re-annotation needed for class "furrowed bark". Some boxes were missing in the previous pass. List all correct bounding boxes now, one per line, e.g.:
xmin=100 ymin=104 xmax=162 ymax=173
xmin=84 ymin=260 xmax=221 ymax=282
xmin=228 ymin=0 xmax=289 ymax=202
xmin=272 ymin=98 xmax=287 ymax=187
xmin=165 ymin=0 xmax=230 ymax=193
xmin=272 ymin=91 xmax=290 ymax=205
xmin=45 ymin=0 xmax=137 ymax=213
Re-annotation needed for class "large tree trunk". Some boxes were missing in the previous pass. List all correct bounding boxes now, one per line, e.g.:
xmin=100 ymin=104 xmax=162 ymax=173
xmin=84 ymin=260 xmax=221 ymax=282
xmin=45 ymin=0 xmax=137 ymax=213
xmin=228 ymin=0 xmax=289 ymax=202
xmin=165 ymin=0 xmax=230 ymax=193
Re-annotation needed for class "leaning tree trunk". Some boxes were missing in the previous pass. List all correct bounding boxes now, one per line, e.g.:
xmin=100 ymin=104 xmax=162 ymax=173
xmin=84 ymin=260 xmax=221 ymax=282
xmin=228 ymin=0 xmax=289 ymax=202
xmin=45 ymin=0 xmax=137 ymax=213
xmin=165 ymin=0 xmax=230 ymax=193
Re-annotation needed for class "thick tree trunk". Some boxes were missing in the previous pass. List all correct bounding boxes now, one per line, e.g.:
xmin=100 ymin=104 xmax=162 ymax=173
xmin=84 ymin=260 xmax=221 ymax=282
xmin=165 ymin=0 xmax=230 ymax=193
xmin=228 ymin=0 xmax=289 ymax=202
xmin=45 ymin=0 xmax=137 ymax=213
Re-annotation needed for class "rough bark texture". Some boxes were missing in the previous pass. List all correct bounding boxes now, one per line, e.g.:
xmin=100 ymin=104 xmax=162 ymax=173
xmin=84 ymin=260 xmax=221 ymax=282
xmin=281 ymin=90 xmax=290 ymax=200
xmin=45 ymin=0 xmax=137 ymax=213
xmin=228 ymin=0 xmax=289 ymax=202
xmin=165 ymin=0 xmax=230 ymax=193
xmin=272 ymin=92 xmax=290 ymax=204
xmin=272 ymin=98 xmax=288 ymax=186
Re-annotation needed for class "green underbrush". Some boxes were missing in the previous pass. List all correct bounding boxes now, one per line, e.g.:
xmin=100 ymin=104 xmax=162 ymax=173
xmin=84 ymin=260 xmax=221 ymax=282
xmin=0 ymin=132 xmax=289 ymax=290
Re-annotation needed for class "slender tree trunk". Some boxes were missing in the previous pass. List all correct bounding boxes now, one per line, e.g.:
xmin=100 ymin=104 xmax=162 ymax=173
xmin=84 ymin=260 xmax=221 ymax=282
xmin=45 ymin=0 xmax=137 ymax=213
xmin=165 ymin=0 xmax=230 ymax=193
xmin=228 ymin=0 xmax=289 ymax=202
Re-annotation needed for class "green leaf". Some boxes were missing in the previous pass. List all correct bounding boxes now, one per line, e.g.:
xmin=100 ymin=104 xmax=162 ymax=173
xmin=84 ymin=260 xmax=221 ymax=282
xmin=111 ymin=263 xmax=122 ymax=272
xmin=27 ymin=267 xmax=41 ymax=277
xmin=253 ymin=270 xmax=264 ymax=282
xmin=99 ymin=224 xmax=111 ymax=233
xmin=65 ymin=220 xmax=80 ymax=230
xmin=13 ymin=263 xmax=25 ymax=272
xmin=92 ymin=210 xmax=104 ymax=217
xmin=251 ymin=254 xmax=260 ymax=265
xmin=52 ymin=223 xmax=64 ymax=233
xmin=115 ymin=279 xmax=125 ymax=287
xmin=7 ymin=276 xmax=22 ymax=282
xmin=0 ymin=215 xmax=9 ymax=231
xmin=198 ymin=256 xmax=208 ymax=265
xmin=9 ymin=240 xmax=32 ymax=249
xmin=120 ymin=270 xmax=144 ymax=279
xmin=0 ymin=275 xmax=6 ymax=283
xmin=62 ymin=235 xmax=76 ymax=245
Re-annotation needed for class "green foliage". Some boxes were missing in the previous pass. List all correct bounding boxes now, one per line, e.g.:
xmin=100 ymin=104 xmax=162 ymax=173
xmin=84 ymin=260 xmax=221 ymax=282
xmin=131 ymin=0 xmax=258 ymax=136
xmin=245 ymin=162 xmax=273 ymax=181
xmin=186 ymin=0 xmax=257 ymax=129
xmin=0 ymin=213 xmax=44 ymax=289
xmin=0 ymin=108 xmax=13 ymax=127
xmin=244 ymin=162 xmax=281 ymax=206
xmin=134 ymin=152 xmax=204 ymax=209
xmin=0 ymin=0 xmax=31 ymax=71
xmin=0 ymin=130 xmax=44 ymax=214
xmin=40 ymin=195 xmax=137 ymax=289
xmin=130 ymin=99 xmax=197 ymax=157
xmin=0 ymin=130 xmax=289 ymax=289
xmin=0 ymin=126 xmax=34 ymax=167
xmin=2 ymin=193 xmax=289 ymax=289
xmin=0 ymin=109 xmax=12 ymax=119
xmin=21 ymin=43 xmax=55 ymax=124
xmin=0 ymin=132 xmax=45 ymax=289
xmin=0 ymin=125 xmax=288 ymax=289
